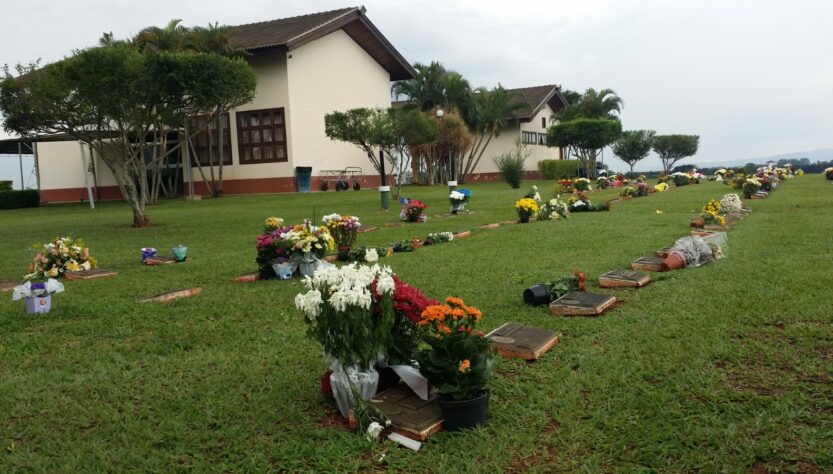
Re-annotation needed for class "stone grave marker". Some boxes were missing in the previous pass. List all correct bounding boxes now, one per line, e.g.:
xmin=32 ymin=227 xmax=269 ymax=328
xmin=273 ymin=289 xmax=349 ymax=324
xmin=233 ymin=272 xmax=262 ymax=283
xmin=631 ymin=255 xmax=667 ymax=272
xmin=598 ymin=270 xmax=651 ymax=288
xmin=487 ymin=323 xmax=559 ymax=360
xmin=477 ymin=223 xmax=500 ymax=229
xmin=452 ymin=230 xmax=471 ymax=239
xmin=1 ymin=280 xmax=18 ymax=292
xmin=357 ymin=226 xmax=378 ymax=234
xmin=656 ymin=246 xmax=674 ymax=258
xmin=368 ymin=385 xmax=443 ymax=441
xmin=550 ymin=291 xmax=616 ymax=316
xmin=64 ymin=269 xmax=119 ymax=281
xmin=144 ymin=256 xmax=189 ymax=266
xmin=141 ymin=287 xmax=202 ymax=303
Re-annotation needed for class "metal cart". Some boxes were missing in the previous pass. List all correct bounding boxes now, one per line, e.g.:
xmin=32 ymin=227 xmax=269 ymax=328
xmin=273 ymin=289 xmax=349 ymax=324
xmin=319 ymin=166 xmax=363 ymax=191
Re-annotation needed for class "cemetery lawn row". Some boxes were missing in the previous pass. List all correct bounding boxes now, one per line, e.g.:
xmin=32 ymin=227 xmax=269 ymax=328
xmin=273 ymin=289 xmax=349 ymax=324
xmin=0 ymin=177 xmax=831 ymax=472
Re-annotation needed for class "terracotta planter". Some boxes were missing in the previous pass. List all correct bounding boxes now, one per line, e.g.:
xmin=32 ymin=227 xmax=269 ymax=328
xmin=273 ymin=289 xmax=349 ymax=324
xmin=321 ymin=369 xmax=334 ymax=397
xmin=337 ymin=245 xmax=352 ymax=252
xmin=662 ymin=252 xmax=686 ymax=271
xmin=690 ymin=216 xmax=705 ymax=228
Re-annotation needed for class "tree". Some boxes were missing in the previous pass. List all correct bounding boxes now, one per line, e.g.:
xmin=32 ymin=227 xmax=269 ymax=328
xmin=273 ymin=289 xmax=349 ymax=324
xmin=652 ymin=135 xmax=700 ymax=174
xmin=324 ymin=107 xmax=438 ymax=193
xmin=459 ymin=85 xmax=528 ymax=183
xmin=612 ymin=130 xmax=655 ymax=174
xmin=554 ymin=87 xmax=623 ymax=122
xmin=392 ymin=61 xmax=471 ymax=113
xmin=0 ymin=44 xmax=256 ymax=226
xmin=547 ymin=118 xmax=621 ymax=178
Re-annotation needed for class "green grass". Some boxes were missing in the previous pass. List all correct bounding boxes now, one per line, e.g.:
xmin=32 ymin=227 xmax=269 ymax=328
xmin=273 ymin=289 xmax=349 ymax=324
xmin=1 ymin=177 xmax=831 ymax=472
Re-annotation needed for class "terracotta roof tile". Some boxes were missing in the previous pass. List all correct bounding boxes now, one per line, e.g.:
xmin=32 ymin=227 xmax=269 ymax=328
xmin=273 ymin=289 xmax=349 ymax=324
xmin=229 ymin=7 xmax=358 ymax=50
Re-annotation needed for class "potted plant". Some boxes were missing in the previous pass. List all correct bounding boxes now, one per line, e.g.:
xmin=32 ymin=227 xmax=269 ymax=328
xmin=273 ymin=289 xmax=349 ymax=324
xmin=26 ymin=236 xmax=96 ymax=280
xmin=12 ymin=278 xmax=64 ymax=314
xmin=400 ymin=199 xmax=427 ymax=223
xmin=742 ymin=177 xmax=761 ymax=199
xmin=295 ymin=263 xmax=397 ymax=418
xmin=415 ymin=297 xmax=495 ymax=431
xmin=256 ymin=217 xmax=291 ymax=279
xmin=825 ymin=167 xmax=833 ymax=180
xmin=572 ymin=178 xmax=592 ymax=192
xmin=514 ymin=197 xmax=539 ymax=223
xmin=449 ymin=189 xmax=471 ymax=214
xmin=322 ymin=213 xmax=361 ymax=251
xmin=524 ymin=271 xmax=587 ymax=306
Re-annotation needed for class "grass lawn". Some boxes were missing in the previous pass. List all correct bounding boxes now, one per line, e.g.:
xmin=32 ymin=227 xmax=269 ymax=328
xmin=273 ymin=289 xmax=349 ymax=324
xmin=1 ymin=177 xmax=831 ymax=472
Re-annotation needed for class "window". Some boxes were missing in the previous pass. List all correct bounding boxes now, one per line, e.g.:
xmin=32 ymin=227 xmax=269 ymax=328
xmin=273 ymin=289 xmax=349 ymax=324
xmin=538 ymin=133 xmax=548 ymax=146
xmin=542 ymin=117 xmax=547 ymax=129
xmin=237 ymin=108 xmax=288 ymax=164
xmin=522 ymin=131 xmax=538 ymax=144
xmin=191 ymin=113 xmax=231 ymax=166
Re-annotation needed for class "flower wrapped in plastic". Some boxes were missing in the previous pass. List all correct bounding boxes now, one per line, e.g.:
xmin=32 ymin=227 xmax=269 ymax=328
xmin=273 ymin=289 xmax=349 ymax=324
xmin=12 ymin=278 xmax=65 ymax=301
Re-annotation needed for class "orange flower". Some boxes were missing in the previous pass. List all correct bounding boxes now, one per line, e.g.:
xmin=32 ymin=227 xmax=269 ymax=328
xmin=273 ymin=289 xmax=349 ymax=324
xmin=450 ymin=308 xmax=466 ymax=320
xmin=458 ymin=359 xmax=471 ymax=373
xmin=445 ymin=296 xmax=465 ymax=308
xmin=437 ymin=324 xmax=452 ymax=335
xmin=421 ymin=305 xmax=447 ymax=323
xmin=467 ymin=306 xmax=482 ymax=322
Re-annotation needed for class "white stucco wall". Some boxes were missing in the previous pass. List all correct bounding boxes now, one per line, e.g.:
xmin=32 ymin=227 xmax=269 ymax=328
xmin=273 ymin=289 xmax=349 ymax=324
xmin=37 ymin=141 xmax=118 ymax=191
xmin=472 ymin=104 xmax=561 ymax=174
xmin=286 ymin=29 xmax=391 ymax=175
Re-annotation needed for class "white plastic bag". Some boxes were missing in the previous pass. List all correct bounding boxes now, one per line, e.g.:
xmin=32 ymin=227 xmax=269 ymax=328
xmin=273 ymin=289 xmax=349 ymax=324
xmin=670 ymin=236 xmax=714 ymax=268
xmin=329 ymin=361 xmax=379 ymax=418
xmin=702 ymin=232 xmax=728 ymax=259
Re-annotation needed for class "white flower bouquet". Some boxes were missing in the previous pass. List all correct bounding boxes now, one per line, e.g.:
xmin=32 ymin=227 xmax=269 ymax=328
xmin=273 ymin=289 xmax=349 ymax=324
xmin=719 ymin=193 xmax=743 ymax=214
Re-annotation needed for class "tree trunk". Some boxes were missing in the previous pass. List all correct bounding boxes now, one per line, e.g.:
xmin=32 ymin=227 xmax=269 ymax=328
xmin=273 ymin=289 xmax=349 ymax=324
xmin=217 ymin=114 xmax=225 ymax=197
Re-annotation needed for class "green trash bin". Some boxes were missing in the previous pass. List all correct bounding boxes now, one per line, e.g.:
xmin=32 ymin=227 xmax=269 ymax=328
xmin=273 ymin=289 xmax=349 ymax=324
xmin=295 ymin=167 xmax=313 ymax=193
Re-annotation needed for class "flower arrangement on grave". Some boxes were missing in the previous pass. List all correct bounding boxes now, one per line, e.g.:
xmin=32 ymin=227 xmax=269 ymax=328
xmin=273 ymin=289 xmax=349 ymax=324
xmin=596 ymin=176 xmax=610 ymax=189
xmin=279 ymin=220 xmax=335 ymax=259
xmin=386 ymin=275 xmax=439 ymax=365
xmin=524 ymin=185 xmax=542 ymax=202
xmin=424 ymin=232 xmax=454 ymax=245
xmin=636 ymin=175 xmax=647 ymax=183
xmin=654 ymin=182 xmax=669 ymax=192
xmin=400 ymin=199 xmax=427 ymax=223
xmin=415 ymin=296 xmax=495 ymax=430
xmin=336 ymin=246 xmax=389 ymax=263
xmin=295 ymin=263 xmax=396 ymax=417
xmin=670 ymin=172 xmax=692 ymax=187
xmin=256 ymin=218 xmax=293 ymax=275
xmin=25 ymin=236 xmax=96 ymax=280
xmin=688 ymin=169 xmax=703 ymax=183
xmin=719 ymin=193 xmax=743 ymax=214
xmin=825 ymin=167 xmax=833 ymax=180
xmin=700 ymin=199 xmax=725 ymax=226
xmin=12 ymin=278 xmax=65 ymax=314
xmin=391 ymin=239 xmax=415 ymax=253
xmin=558 ymin=179 xmax=574 ymax=192
xmin=322 ymin=214 xmax=362 ymax=250
xmin=514 ymin=197 xmax=539 ymax=223
xmin=742 ymin=177 xmax=762 ymax=198
xmin=657 ymin=175 xmax=668 ymax=184
xmin=572 ymin=177 xmax=592 ymax=192
xmin=449 ymin=188 xmax=471 ymax=213
xmin=568 ymin=193 xmax=610 ymax=212
xmin=538 ymin=195 xmax=570 ymax=221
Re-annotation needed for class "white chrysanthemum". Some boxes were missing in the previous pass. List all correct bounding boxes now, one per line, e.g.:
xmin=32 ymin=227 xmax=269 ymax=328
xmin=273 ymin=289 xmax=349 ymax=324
xmin=295 ymin=290 xmax=322 ymax=318
xmin=366 ymin=421 xmax=384 ymax=441
xmin=365 ymin=248 xmax=379 ymax=262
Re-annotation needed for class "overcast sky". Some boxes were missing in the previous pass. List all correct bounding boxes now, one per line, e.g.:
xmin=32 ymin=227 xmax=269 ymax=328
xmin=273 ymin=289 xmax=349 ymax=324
xmin=1 ymin=0 xmax=832 ymax=171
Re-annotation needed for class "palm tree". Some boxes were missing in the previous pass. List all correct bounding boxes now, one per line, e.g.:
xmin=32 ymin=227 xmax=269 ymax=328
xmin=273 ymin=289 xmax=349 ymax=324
xmin=553 ymin=87 xmax=623 ymax=122
xmin=392 ymin=61 xmax=472 ymax=113
xmin=460 ymin=85 xmax=528 ymax=182
xmin=184 ymin=23 xmax=248 ymax=57
xmin=133 ymin=19 xmax=189 ymax=53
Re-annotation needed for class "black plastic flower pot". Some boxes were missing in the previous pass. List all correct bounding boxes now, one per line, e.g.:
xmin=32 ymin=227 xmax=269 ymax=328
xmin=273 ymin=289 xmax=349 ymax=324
xmin=523 ymin=284 xmax=551 ymax=306
xmin=438 ymin=390 xmax=489 ymax=431
xmin=258 ymin=266 xmax=277 ymax=280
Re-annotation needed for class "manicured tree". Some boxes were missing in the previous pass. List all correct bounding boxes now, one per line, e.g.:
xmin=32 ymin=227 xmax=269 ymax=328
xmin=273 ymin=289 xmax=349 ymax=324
xmin=547 ymin=118 xmax=621 ymax=179
xmin=381 ymin=107 xmax=438 ymax=196
xmin=612 ymin=130 xmax=655 ymax=174
xmin=652 ymin=135 xmax=700 ymax=174
xmin=324 ymin=108 xmax=387 ymax=177
xmin=0 ymin=44 xmax=256 ymax=227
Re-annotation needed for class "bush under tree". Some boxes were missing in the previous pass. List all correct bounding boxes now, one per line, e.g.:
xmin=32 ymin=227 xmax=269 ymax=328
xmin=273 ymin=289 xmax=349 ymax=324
xmin=493 ymin=138 xmax=531 ymax=188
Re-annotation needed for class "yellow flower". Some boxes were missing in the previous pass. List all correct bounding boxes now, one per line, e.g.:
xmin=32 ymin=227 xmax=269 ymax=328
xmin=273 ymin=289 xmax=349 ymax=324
xmin=67 ymin=261 xmax=81 ymax=272
xmin=265 ymin=217 xmax=283 ymax=228
xmin=47 ymin=267 xmax=59 ymax=277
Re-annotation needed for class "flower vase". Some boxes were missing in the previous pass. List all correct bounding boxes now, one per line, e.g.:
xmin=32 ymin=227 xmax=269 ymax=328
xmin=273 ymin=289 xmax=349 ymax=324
xmin=519 ymin=215 xmax=530 ymax=224
xmin=297 ymin=252 xmax=322 ymax=277
xmin=451 ymin=202 xmax=465 ymax=215
xmin=24 ymin=295 xmax=52 ymax=314
xmin=272 ymin=261 xmax=295 ymax=280
xmin=329 ymin=364 xmax=379 ymax=418
xmin=523 ymin=284 xmax=551 ymax=306
xmin=437 ymin=390 xmax=490 ymax=431
xmin=337 ymin=245 xmax=352 ymax=252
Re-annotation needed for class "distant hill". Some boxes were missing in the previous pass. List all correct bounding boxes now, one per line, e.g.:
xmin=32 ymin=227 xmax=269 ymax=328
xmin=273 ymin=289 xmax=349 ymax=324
xmin=696 ymin=149 xmax=833 ymax=168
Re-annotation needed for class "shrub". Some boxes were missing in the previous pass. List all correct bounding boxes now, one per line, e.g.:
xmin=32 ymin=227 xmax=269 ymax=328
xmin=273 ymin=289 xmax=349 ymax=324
xmin=494 ymin=138 xmax=531 ymax=188
xmin=538 ymin=159 xmax=581 ymax=180
xmin=0 ymin=181 xmax=12 ymax=191
xmin=0 ymin=189 xmax=40 ymax=209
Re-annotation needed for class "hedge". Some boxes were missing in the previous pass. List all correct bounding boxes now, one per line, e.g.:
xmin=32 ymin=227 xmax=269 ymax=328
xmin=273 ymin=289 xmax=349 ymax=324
xmin=0 ymin=180 xmax=12 ymax=191
xmin=0 ymin=189 xmax=40 ymax=209
xmin=538 ymin=159 xmax=581 ymax=180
